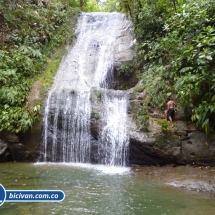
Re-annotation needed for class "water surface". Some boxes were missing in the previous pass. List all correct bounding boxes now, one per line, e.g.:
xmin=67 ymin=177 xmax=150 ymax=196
xmin=0 ymin=163 xmax=215 ymax=215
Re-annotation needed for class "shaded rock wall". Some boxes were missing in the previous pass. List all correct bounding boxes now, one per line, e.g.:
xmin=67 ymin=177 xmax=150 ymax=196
xmin=128 ymin=90 xmax=215 ymax=166
xmin=0 ymin=129 xmax=40 ymax=162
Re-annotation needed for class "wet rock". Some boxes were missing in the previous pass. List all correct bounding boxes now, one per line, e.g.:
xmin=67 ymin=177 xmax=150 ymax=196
xmin=180 ymin=135 xmax=190 ymax=141
xmin=0 ymin=131 xmax=39 ymax=162
xmin=175 ymin=131 xmax=187 ymax=136
xmin=8 ymin=143 xmax=29 ymax=161
xmin=90 ymin=120 xmax=99 ymax=137
xmin=0 ymin=139 xmax=9 ymax=161
xmin=28 ymin=80 xmax=42 ymax=111
xmin=4 ymin=134 xmax=20 ymax=143
xmin=168 ymin=179 xmax=215 ymax=194
xmin=132 ymin=165 xmax=215 ymax=195
xmin=129 ymin=117 xmax=215 ymax=166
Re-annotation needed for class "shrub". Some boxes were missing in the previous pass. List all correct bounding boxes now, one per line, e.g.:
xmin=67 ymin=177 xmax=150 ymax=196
xmin=157 ymin=119 xmax=171 ymax=132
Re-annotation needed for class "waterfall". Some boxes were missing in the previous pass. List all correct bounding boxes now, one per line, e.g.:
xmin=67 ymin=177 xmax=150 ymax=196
xmin=98 ymin=91 xmax=129 ymax=166
xmin=40 ymin=12 xmax=135 ymax=166
xmin=41 ymin=90 xmax=91 ymax=162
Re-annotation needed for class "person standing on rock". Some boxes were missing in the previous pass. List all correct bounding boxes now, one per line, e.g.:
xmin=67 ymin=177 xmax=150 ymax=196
xmin=165 ymin=97 xmax=177 ymax=127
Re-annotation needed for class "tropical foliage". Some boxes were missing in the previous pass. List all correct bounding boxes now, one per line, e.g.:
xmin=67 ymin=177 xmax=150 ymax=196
xmin=0 ymin=1 xmax=78 ymax=132
xmin=116 ymin=0 xmax=215 ymax=136
xmin=0 ymin=0 xmax=105 ymax=133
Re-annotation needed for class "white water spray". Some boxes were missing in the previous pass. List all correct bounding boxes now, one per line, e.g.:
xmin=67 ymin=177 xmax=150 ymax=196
xmin=41 ymin=12 xmax=135 ymax=166
xmin=98 ymin=91 xmax=129 ymax=166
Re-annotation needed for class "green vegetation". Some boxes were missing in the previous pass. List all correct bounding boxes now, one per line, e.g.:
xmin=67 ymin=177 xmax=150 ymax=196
xmin=70 ymin=89 xmax=76 ymax=94
xmin=97 ymin=91 xmax=103 ymax=101
xmin=134 ymin=85 xmax=145 ymax=93
xmin=117 ymin=0 xmax=215 ymax=136
xmin=39 ymin=49 xmax=65 ymax=92
xmin=132 ymin=107 xmax=149 ymax=131
xmin=0 ymin=1 xmax=80 ymax=133
xmin=117 ymin=62 xmax=133 ymax=77
xmin=157 ymin=119 xmax=171 ymax=132
xmin=1 ymin=0 xmax=215 ymax=137
xmin=91 ymin=110 xmax=100 ymax=120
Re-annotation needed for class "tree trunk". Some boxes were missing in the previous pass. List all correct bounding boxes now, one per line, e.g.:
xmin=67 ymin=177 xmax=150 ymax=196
xmin=172 ymin=0 xmax=177 ymax=12
xmin=80 ymin=0 xmax=84 ymax=9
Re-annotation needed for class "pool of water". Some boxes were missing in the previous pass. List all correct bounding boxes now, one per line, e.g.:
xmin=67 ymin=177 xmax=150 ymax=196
xmin=0 ymin=162 xmax=215 ymax=215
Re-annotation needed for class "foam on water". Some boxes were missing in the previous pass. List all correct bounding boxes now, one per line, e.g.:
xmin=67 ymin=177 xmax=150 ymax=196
xmin=34 ymin=162 xmax=131 ymax=175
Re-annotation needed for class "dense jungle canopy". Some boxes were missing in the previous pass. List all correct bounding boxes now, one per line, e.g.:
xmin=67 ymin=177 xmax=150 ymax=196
xmin=0 ymin=0 xmax=215 ymax=138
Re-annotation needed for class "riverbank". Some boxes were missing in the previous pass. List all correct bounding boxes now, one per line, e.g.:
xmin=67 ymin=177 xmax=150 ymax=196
xmin=132 ymin=165 xmax=215 ymax=196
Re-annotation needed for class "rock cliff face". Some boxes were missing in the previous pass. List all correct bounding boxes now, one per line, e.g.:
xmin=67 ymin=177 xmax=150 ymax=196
xmin=128 ymin=91 xmax=215 ymax=166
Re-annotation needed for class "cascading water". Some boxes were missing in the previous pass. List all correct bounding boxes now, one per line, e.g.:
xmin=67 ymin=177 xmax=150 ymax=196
xmin=40 ymin=12 xmax=135 ymax=166
xmin=41 ymin=89 xmax=91 ymax=162
xmin=98 ymin=91 xmax=129 ymax=166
